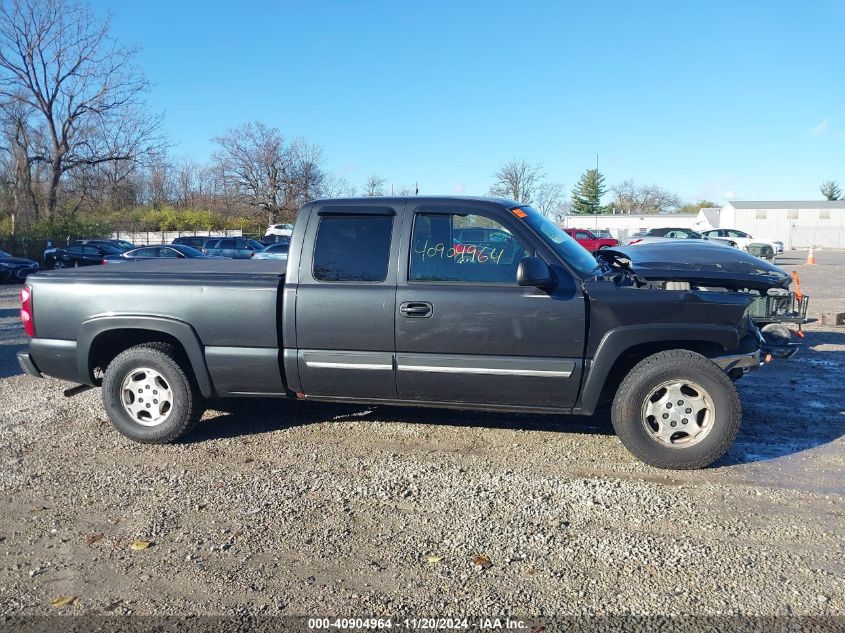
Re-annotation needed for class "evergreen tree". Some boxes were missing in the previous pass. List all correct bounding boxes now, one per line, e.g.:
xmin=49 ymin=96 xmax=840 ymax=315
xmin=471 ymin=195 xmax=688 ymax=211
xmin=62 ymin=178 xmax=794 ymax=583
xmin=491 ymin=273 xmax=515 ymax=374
xmin=571 ymin=168 xmax=608 ymax=214
xmin=820 ymin=180 xmax=841 ymax=201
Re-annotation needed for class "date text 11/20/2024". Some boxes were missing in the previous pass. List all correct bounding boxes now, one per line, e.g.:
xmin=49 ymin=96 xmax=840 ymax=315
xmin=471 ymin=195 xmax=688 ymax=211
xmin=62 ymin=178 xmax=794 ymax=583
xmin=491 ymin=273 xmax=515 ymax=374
xmin=307 ymin=618 xmax=530 ymax=630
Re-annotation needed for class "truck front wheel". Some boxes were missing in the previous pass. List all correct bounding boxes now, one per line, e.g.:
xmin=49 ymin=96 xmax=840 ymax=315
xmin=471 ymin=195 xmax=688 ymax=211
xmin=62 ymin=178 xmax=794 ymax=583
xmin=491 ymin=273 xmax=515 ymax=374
xmin=611 ymin=350 xmax=741 ymax=469
xmin=102 ymin=342 xmax=204 ymax=443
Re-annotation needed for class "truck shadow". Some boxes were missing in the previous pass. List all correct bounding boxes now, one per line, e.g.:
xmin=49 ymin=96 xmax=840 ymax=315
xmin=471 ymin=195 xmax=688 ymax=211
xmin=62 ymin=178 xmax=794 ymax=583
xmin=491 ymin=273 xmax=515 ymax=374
xmin=189 ymin=329 xmax=845 ymax=468
xmin=189 ymin=398 xmax=614 ymax=444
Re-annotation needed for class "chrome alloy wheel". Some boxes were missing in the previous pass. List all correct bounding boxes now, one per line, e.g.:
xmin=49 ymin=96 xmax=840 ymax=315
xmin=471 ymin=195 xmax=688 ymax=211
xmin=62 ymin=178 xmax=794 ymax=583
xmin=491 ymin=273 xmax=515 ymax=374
xmin=120 ymin=367 xmax=174 ymax=427
xmin=641 ymin=380 xmax=715 ymax=447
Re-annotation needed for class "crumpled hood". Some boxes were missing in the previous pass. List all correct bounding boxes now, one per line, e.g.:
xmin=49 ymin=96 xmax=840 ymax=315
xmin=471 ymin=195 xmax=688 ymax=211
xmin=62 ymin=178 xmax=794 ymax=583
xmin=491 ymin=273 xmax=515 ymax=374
xmin=599 ymin=241 xmax=790 ymax=291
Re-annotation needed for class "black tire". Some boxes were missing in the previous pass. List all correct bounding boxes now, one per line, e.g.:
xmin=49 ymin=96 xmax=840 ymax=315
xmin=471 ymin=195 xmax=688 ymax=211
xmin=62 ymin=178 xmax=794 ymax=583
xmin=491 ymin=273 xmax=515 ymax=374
xmin=102 ymin=342 xmax=203 ymax=443
xmin=54 ymin=259 xmax=68 ymax=269
xmin=611 ymin=349 xmax=741 ymax=469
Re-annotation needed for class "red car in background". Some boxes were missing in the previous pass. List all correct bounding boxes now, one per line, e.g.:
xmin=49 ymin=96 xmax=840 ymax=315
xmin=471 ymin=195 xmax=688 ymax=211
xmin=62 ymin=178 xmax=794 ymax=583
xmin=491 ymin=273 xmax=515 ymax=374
xmin=563 ymin=228 xmax=618 ymax=252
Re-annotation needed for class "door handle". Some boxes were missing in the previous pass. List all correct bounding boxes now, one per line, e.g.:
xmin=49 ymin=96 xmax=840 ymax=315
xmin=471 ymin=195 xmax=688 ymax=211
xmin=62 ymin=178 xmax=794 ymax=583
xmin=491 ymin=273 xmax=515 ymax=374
xmin=400 ymin=301 xmax=433 ymax=318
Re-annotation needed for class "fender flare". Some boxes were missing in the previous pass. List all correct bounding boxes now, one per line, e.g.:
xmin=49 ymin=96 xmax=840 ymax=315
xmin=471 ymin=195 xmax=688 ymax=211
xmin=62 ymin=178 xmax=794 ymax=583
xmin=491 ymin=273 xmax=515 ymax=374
xmin=77 ymin=315 xmax=214 ymax=398
xmin=576 ymin=323 xmax=739 ymax=413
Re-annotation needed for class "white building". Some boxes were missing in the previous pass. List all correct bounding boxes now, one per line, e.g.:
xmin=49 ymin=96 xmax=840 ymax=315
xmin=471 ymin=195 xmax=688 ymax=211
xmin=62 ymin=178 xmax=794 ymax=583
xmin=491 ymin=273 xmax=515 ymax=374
xmin=562 ymin=201 xmax=845 ymax=249
xmin=711 ymin=201 xmax=845 ymax=250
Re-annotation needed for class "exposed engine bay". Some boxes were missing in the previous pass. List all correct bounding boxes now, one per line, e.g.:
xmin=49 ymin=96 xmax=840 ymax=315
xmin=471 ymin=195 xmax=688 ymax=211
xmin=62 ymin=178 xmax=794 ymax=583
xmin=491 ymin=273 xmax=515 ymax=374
xmin=595 ymin=241 xmax=791 ymax=294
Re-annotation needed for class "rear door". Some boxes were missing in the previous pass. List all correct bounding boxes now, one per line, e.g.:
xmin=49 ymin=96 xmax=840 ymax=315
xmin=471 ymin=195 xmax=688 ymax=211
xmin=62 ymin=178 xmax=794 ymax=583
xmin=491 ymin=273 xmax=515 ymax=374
xmin=294 ymin=202 xmax=402 ymax=400
xmin=394 ymin=202 xmax=586 ymax=409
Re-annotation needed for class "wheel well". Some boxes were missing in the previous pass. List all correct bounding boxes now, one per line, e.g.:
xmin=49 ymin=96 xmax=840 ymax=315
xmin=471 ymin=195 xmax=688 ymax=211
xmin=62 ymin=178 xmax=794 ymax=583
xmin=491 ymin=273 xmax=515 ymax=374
xmin=88 ymin=329 xmax=188 ymax=382
xmin=596 ymin=340 xmax=724 ymax=408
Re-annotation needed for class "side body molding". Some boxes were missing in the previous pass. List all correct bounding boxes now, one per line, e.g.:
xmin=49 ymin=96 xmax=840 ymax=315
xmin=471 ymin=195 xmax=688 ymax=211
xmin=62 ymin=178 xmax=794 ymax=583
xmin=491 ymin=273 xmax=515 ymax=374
xmin=77 ymin=315 xmax=215 ymax=397
xmin=576 ymin=323 xmax=740 ymax=414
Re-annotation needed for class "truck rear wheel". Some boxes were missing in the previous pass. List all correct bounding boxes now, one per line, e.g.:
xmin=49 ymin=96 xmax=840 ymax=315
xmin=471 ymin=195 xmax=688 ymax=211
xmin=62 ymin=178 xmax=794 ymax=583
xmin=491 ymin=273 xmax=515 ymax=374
xmin=611 ymin=350 xmax=741 ymax=469
xmin=102 ymin=342 xmax=203 ymax=443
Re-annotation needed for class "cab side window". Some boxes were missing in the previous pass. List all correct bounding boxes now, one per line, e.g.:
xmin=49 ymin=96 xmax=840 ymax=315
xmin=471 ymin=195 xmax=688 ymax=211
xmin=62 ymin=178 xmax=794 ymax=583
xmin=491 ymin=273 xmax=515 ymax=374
xmin=313 ymin=215 xmax=393 ymax=282
xmin=410 ymin=213 xmax=530 ymax=284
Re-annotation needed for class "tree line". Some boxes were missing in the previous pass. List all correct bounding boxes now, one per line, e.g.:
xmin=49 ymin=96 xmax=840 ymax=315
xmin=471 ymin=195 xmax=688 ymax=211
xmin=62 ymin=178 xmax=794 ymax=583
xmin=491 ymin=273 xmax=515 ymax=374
xmin=488 ymin=159 xmax=716 ymax=221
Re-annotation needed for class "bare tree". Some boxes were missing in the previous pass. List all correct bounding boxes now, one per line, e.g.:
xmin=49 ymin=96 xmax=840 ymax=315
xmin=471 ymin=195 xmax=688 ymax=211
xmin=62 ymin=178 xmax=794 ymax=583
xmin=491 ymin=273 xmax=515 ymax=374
xmin=534 ymin=181 xmax=565 ymax=218
xmin=0 ymin=96 xmax=42 ymax=226
xmin=363 ymin=173 xmax=386 ymax=196
xmin=0 ymin=0 xmax=163 ymax=220
xmin=145 ymin=153 xmax=173 ymax=208
xmin=212 ymin=121 xmax=324 ymax=223
xmin=609 ymin=180 xmax=681 ymax=214
xmin=489 ymin=159 xmax=544 ymax=204
xmin=319 ymin=173 xmax=356 ymax=198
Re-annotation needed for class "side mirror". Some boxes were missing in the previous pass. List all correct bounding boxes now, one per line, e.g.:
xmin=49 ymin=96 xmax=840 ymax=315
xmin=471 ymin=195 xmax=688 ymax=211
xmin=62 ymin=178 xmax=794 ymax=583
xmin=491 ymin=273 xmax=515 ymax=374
xmin=517 ymin=256 xmax=555 ymax=289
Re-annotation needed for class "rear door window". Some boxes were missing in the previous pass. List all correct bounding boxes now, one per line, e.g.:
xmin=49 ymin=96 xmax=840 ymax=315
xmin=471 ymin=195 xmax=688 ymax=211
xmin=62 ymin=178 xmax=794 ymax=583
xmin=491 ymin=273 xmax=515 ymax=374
xmin=312 ymin=215 xmax=393 ymax=282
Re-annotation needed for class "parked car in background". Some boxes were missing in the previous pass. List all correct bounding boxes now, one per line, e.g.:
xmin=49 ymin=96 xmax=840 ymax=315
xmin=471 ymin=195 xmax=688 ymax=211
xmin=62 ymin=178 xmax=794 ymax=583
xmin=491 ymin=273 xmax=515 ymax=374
xmin=0 ymin=250 xmax=39 ymax=282
xmin=265 ymin=223 xmax=294 ymax=238
xmin=262 ymin=234 xmax=291 ymax=245
xmin=252 ymin=242 xmax=290 ymax=261
xmin=623 ymin=228 xmax=737 ymax=248
xmin=44 ymin=242 xmax=124 ymax=268
xmin=204 ymin=237 xmax=262 ymax=259
xmin=171 ymin=236 xmax=221 ymax=250
xmin=70 ymin=238 xmax=135 ymax=251
xmin=701 ymin=229 xmax=784 ymax=254
xmin=563 ymin=228 xmax=618 ymax=252
xmin=102 ymin=244 xmax=223 ymax=264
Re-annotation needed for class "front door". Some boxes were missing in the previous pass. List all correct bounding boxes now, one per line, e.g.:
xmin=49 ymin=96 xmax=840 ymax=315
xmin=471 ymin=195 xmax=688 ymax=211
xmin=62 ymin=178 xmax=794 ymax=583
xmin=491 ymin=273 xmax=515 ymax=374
xmin=294 ymin=202 xmax=402 ymax=400
xmin=394 ymin=203 xmax=586 ymax=410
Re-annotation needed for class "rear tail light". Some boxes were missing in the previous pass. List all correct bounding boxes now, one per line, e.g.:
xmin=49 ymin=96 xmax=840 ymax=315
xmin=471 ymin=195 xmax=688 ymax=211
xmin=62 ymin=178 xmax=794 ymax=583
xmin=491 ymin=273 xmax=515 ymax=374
xmin=20 ymin=285 xmax=35 ymax=337
xmin=102 ymin=259 xmax=107 ymax=265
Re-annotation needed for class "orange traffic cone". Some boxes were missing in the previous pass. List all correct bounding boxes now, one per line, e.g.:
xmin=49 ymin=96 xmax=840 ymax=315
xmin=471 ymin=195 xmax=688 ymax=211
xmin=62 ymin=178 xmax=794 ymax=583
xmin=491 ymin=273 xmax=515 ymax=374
xmin=806 ymin=246 xmax=816 ymax=265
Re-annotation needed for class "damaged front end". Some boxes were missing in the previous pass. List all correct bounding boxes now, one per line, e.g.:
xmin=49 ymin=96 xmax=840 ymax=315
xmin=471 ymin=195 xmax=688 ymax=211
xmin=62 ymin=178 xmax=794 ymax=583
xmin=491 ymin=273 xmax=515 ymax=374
xmin=591 ymin=241 xmax=800 ymax=368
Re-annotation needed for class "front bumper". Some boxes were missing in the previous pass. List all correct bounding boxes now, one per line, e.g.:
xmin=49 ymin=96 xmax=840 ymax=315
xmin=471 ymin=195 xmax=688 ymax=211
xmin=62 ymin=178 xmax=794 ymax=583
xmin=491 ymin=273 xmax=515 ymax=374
xmin=713 ymin=349 xmax=762 ymax=374
xmin=17 ymin=351 xmax=42 ymax=378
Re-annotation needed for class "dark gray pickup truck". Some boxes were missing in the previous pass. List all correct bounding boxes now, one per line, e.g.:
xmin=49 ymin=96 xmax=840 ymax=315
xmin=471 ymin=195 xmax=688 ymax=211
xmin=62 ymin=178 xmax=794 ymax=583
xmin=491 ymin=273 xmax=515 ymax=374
xmin=17 ymin=197 xmax=793 ymax=469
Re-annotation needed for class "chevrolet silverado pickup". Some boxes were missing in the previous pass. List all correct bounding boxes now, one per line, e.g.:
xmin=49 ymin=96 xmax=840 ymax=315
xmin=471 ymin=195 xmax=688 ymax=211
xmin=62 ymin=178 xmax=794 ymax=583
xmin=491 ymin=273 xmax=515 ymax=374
xmin=17 ymin=197 xmax=793 ymax=469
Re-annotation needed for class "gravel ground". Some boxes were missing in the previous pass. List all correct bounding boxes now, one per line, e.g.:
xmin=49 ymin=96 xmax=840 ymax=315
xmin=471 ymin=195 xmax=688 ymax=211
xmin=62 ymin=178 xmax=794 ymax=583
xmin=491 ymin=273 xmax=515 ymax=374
xmin=0 ymin=250 xmax=843 ymax=618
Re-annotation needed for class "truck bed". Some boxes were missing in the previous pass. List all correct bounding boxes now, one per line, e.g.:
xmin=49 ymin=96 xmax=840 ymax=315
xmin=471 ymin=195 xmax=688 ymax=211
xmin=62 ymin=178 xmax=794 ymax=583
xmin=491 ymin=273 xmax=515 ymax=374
xmin=25 ymin=260 xmax=287 ymax=396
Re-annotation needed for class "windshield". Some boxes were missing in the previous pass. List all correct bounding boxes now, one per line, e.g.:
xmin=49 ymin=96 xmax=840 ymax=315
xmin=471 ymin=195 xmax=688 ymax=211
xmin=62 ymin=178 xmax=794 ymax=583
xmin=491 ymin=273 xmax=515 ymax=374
xmin=519 ymin=207 xmax=601 ymax=277
xmin=99 ymin=243 xmax=123 ymax=254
